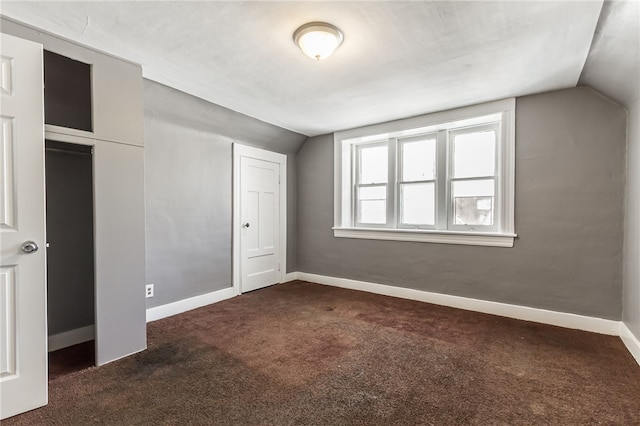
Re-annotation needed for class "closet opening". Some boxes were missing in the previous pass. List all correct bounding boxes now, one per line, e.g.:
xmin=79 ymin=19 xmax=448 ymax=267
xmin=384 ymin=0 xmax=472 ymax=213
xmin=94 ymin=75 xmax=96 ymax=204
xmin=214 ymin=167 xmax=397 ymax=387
xmin=45 ymin=140 xmax=95 ymax=379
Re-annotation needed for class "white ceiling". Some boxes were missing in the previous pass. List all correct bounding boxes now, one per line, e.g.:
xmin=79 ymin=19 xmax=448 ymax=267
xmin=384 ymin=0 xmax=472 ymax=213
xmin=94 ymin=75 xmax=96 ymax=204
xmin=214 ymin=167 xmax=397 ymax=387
xmin=1 ymin=1 xmax=637 ymax=137
xmin=579 ymin=0 xmax=640 ymax=108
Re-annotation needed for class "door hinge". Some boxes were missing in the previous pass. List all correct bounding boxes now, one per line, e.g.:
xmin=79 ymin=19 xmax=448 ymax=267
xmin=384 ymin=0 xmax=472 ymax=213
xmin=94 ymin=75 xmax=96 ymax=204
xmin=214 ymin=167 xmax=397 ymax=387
xmin=278 ymin=262 xmax=281 ymax=271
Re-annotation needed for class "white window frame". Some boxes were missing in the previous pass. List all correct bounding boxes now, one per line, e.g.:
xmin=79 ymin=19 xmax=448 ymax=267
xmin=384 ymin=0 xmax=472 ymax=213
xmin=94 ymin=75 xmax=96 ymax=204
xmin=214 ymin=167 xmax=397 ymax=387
xmin=396 ymin=133 xmax=438 ymax=230
xmin=353 ymin=141 xmax=390 ymax=228
xmin=334 ymin=98 xmax=516 ymax=248
xmin=447 ymin=122 xmax=501 ymax=233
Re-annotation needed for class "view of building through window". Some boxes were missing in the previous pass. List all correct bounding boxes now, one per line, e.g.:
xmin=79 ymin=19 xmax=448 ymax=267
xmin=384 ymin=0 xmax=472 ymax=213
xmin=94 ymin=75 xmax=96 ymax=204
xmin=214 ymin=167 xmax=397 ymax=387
xmin=451 ymin=129 xmax=496 ymax=226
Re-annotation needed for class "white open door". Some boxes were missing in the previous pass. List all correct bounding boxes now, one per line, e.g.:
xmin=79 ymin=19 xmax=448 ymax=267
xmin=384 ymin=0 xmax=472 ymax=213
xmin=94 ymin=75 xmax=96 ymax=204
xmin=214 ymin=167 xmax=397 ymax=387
xmin=233 ymin=144 xmax=286 ymax=293
xmin=0 ymin=34 xmax=47 ymax=419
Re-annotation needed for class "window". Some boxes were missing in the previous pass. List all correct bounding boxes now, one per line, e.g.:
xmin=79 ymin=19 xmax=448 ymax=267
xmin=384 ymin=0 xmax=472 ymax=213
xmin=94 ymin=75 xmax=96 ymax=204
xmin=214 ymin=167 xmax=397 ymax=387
xmin=355 ymin=142 xmax=388 ymax=225
xmin=334 ymin=98 xmax=515 ymax=247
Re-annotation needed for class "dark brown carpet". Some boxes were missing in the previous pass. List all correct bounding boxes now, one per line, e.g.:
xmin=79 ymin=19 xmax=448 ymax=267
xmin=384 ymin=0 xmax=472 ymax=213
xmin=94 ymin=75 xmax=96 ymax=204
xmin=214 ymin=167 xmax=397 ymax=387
xmin=6 ymin=281 xmax=640 ymax=425
xmin=48 ymin=340 xmax=95 ymax=381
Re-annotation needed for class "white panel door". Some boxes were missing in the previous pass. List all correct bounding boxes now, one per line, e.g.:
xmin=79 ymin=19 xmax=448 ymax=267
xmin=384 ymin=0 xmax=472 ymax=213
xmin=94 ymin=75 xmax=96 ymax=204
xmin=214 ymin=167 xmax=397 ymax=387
xmin=0 ymin=34 xmax=47 ymax=419
xmin=240 ymin=156 xmax=281 ymax=292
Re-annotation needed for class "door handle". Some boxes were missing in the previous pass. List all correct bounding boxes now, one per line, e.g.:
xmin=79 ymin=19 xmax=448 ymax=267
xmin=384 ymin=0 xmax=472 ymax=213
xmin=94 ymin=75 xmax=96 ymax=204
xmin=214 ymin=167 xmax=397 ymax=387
xmin=21 ymin=241 xmax=39 ymax=254
xmin=243 ymin=223 xmax=250 ymax=229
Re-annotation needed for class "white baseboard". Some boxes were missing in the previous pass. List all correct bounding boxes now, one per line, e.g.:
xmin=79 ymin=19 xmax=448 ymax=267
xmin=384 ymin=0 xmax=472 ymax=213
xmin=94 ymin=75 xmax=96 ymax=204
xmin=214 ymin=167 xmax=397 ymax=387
xmin=296 ymin=272 xmax=621 ymax=336
xmin=146 ymin=287 xmax=236 ymax=323
xmin=141 ymin=273 xmax=639 ymax=367
xmin=147 ymin=276 xmax=299 ymax=324
xmin=48 ymin=325 xmax=94 ymax=352
xmin=620 ymin=323 xmax=640 ymax=365
xmin=283 ymin=272 xmax=299 ymax=282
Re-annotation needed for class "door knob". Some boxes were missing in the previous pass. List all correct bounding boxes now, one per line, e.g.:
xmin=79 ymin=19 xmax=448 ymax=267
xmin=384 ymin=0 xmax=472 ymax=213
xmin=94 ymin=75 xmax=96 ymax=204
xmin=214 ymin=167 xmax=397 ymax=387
xmin=21 ymin=241 xmax=39 ymax=254
xmin=243 ymin=223 xmax=250 ymax=228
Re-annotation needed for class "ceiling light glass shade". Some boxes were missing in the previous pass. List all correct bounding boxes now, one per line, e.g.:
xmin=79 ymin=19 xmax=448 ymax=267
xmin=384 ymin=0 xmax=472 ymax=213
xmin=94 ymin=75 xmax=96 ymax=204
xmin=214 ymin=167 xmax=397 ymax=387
xmin=293 ymin=22 xmax=344 ymax=61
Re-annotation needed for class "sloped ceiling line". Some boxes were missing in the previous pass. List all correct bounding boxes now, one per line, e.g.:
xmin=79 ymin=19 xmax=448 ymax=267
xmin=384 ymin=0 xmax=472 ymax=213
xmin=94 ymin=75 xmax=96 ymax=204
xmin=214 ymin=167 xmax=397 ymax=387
xmin=578 ymin=0 xmax=640 ymax=108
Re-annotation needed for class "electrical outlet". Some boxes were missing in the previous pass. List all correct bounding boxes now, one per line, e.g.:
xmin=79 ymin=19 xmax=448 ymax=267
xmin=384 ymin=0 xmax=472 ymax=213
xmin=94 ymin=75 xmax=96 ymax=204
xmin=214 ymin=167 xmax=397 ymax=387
xmin=145 ymin=284 xmax=154 ymax=298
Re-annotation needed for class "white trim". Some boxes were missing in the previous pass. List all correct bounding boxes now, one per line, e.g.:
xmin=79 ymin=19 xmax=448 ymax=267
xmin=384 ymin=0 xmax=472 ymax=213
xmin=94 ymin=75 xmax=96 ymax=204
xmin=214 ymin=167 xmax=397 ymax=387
xmin=283 ymin=272 xmax=299 ymax=282
xmin=333 ymin=227 xmax=516 ymax=247
xmin=296 ymin=272 xmax=621 ymax=336
xmin=232 ymin=143 xmax=287 ymax=295
xmin=232 ymin=145 xmax=242 ymax=296
xmin=146 ymin=287 xmax=236 ymax=323
xmin=48 ymin=325 xmax=95 ymax=352
xmin=620 ymin=323 xmax=640 ymax=365
xmin=502 ymin=106 xmax=516 ymax=234
xmin=45 ymin=126 xmax=142 ymax=148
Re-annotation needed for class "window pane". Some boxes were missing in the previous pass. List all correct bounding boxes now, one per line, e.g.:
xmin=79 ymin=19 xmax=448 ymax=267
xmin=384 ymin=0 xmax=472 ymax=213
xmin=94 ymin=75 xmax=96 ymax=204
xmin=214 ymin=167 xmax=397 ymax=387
xmin=402 ymin=139 xmax=436 ymax=181
xmin=452 ymin=179 xmax=494 ymax=226
xmin=400 ymin=183 xmax=435 ymax=225
xmin=358 ymin=186 xmax=386 ymax=224
xmin=359 ymin=145 xmax=387 ymax=184
xmin=453 ymin=130 xmax=496 ymax=178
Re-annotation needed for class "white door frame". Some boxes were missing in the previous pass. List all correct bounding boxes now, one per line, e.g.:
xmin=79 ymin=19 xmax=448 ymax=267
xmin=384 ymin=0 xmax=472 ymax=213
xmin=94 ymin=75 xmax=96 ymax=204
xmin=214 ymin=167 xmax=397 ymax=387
xmin=232 ymin=143 xmax=287 ymax=295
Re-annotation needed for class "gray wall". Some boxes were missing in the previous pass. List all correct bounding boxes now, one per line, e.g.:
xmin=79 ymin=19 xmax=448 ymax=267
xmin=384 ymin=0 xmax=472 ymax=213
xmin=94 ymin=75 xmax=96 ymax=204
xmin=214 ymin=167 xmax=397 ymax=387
xmin=144 ymin=80 xmax=305 ymax=308
xmin=623 ymin=98 xmax=640 ymax=339
xmin=297 ymin=87 xmax=626 ymax=320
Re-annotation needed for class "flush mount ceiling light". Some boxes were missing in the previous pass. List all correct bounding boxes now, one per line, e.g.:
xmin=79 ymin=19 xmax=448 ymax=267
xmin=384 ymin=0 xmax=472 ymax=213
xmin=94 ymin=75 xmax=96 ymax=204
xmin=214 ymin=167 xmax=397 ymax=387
xmin=293 ymin=22 xmax=344 ymax=61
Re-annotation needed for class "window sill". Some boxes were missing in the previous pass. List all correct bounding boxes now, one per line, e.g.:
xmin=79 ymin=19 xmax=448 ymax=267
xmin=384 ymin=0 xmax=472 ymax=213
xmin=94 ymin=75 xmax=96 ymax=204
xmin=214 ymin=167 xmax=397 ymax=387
xmin=332 ymin=227 xmax=516 ymax=247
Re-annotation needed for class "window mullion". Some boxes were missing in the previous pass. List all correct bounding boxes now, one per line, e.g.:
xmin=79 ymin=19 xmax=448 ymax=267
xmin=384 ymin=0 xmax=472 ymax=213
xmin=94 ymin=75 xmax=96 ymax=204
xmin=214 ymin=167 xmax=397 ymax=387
xmin=436 ymin=130 xmax=448 ymax=230
xmin=398 ymin=179 xmax=436 ymax=185
xmin=351 ymin=144 xmax=357 ymax=227
xmin=351 ymin=144 xmax=359 ymax=227
xmin=495 ymin=121 xmax=504 ymax=232
xmin=357 ymin=182 xmax=390 ymax=188
xmin=387 ymin=138 xmax=397 ymax=228
xmin=449 ymin=175 xmax=495 ymax=183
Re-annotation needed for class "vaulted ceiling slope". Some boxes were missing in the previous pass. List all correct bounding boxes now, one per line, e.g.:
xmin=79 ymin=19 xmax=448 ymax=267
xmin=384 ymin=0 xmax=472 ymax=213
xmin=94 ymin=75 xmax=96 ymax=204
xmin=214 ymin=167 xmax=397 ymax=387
xmin=579 ymin=0 xmax=640 ymax=108
xmin=1 ymin=1 xmax=637 ymax=137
